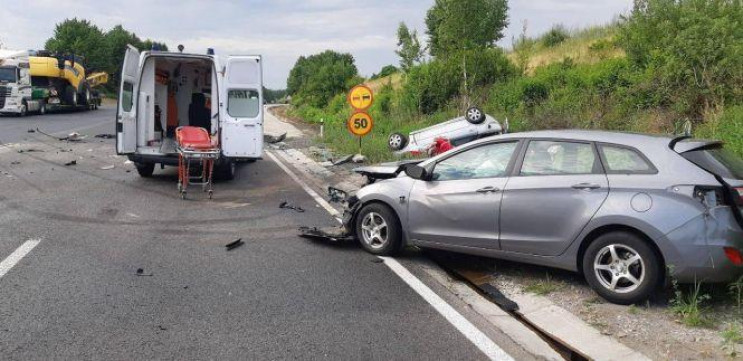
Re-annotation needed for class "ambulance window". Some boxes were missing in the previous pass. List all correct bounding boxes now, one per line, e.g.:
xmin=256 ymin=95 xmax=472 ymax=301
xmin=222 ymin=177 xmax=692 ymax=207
xmin=227 ymin=89 xmax=260 ymax=118
xmin=122 ymin=82 xmax=134 ymax=112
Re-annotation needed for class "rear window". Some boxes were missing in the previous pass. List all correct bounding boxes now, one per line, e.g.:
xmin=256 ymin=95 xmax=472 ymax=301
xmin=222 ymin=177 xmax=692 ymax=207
xmin=683 ymin=147 xmax=743 ymax=180
xmin=599 ymin=145 xmax=656 ymax=174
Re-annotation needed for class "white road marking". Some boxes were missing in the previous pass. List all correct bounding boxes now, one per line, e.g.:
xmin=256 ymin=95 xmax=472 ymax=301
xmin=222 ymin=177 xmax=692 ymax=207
xmin=0 ymin=239 xmax=41 ymax=279
xmin=267 ymin=149 xmax=513 ymax=361
xmin=265 ymin=150 xmax=341 ymax=218
xmin=382 ymin=256 xmax=514 ymax=361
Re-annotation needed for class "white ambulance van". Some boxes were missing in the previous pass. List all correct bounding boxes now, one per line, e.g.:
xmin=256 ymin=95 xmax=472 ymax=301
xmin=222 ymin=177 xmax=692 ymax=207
xmin=116 ymin=45 xmax=263 ymax=179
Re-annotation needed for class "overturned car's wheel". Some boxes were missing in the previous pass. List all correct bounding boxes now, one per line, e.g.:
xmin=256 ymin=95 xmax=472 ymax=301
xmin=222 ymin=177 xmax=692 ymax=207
xmin=582 ymin=232 xmax=661 ymax=305
xmin=388 ymin=132 xmax=408 ymax=151
xmin=465 ymin=106 xmax=486 ymax=124
xmin=355 ymin=203 xmax=403 ymax=256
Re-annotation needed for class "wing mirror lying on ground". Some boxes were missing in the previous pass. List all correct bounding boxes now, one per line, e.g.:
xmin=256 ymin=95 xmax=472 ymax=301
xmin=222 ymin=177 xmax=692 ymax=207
xmin=405 ymin=165 xmax=429 ymax=180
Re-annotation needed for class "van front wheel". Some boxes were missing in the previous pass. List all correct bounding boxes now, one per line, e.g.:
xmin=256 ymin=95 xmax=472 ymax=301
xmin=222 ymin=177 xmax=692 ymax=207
xmin=135 ymin=162 xmax=155 ymax=177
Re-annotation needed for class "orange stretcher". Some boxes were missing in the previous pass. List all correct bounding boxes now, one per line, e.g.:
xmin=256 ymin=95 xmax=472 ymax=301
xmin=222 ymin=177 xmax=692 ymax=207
xmin=175 ymin=126 xmax=220 ymax=199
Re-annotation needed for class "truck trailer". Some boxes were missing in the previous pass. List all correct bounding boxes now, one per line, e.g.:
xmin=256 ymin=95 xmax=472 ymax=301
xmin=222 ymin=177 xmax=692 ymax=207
xmin=0 ymin=52 xmax=107 ymax=116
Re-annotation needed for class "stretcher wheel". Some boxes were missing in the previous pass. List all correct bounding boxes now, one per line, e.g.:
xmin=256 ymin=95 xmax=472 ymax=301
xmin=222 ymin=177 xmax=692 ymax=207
xmin=180 ymin=191 xmax=187 ymax=200
xmin=208 ymin=190 xmax=213 ymax=199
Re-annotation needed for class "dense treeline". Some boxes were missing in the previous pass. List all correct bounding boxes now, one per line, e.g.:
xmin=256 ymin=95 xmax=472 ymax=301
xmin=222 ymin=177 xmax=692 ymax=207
xmin=44 ymin=19 xmax=168 ymax=93
xmin=287 ymin=0 xmax=743 ymax=162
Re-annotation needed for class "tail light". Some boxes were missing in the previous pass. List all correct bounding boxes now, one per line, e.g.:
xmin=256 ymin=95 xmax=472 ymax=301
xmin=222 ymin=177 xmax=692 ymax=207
xmin=725 ymin=247 xmax=743 ymax=266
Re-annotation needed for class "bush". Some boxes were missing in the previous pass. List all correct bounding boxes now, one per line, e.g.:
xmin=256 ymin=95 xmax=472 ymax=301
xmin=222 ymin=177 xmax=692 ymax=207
xmin=541 ymin=25 xmax=570 ymax=47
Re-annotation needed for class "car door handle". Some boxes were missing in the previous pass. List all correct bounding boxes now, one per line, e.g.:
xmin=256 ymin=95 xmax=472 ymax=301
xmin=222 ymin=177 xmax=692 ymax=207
xmin=476 ymin=186 xmax=500 ymax=193
xmin=572 ymin=183 xmax=601 ymax=190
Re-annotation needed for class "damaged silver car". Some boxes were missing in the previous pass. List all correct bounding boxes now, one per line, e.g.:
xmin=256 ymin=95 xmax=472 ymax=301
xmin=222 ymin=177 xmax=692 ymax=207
xmin=309 ymin=130 xmax=743 ymax=305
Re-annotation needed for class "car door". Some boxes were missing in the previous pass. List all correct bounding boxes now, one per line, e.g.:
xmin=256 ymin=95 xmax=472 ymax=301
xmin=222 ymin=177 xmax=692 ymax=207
xmin=116 ymin=45 xmax=139 ymax=155
xmin=500 ymin=139 xmax=609 ymax=256
xmin=408 ymin=140 xmax=520 ymax=249
xmin=220 ymin=56 xmax=263 ymax=158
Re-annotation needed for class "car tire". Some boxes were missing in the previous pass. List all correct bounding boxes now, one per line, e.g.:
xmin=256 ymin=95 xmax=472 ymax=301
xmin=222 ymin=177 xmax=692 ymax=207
xmin=355 ymin=203 xmax=403 ymax=256
xmin=465 ymin=106 xmax=486 ymax=124
xmin=19 ymin=102 xmax=27 ymax=117
xmin=134 ymin=162 xmax=155 ymax=178
xmin=388 ymin=132 xmax=408 ymax=151
xmin=582 ymin=232 xmax=661 ymax=305
xmin=65 ymin=86 xmax=78 ymax=107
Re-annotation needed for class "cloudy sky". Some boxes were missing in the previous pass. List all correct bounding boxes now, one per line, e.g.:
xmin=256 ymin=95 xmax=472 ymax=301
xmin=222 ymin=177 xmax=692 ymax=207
xmin=0 ymin=0 xmax=632 ymax=88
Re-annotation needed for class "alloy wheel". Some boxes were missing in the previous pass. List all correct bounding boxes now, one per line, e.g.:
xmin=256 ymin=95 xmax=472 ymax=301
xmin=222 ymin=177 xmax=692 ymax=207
xmin=361 ymin=212 xmax=389 ymax=250
xmin=389 ymin=134 xmax=403 ymax=149
xmin=593 ymin=244 xmax=645 ymax=294
xmin=467 ymin=108 xmax=482 ymax=122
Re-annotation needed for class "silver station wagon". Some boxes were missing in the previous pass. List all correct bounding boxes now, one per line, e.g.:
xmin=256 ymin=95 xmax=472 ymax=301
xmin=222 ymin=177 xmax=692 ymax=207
xmin=348 ymin=130 xmax=743 ymax=304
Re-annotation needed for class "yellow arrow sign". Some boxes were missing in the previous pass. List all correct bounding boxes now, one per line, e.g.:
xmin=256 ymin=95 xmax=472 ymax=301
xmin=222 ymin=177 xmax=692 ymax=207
xmin=348 ymin=85 xmax=374 ymax=111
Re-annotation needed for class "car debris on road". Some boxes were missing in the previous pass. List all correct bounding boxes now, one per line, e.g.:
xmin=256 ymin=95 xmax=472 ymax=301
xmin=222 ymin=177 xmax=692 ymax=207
xmin=279 ymin=201 xmax=305 ymax=213
xmin=225 ymin=238 xmax=244 ymax=251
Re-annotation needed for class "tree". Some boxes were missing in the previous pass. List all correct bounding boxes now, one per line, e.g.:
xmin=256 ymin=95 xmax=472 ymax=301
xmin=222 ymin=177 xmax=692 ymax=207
xmin=618 ymin=0 xmax=743 ymax=117
xmin=425 ymin=0 xmax=509 ymax=57
xmin=44 ymin=18 xmax=108 ymax=71
xmin=396 ymin=23 xmax=425 ymax=72
xmin=371 ymin=65 xmax=399 ymax=80
xmin=286 ymin=50 xmax=358 ymax=108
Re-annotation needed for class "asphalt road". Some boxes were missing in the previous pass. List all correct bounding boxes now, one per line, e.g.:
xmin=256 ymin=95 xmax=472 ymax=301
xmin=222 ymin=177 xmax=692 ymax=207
xmin=0 ymin=108 xmax=530 ymax=360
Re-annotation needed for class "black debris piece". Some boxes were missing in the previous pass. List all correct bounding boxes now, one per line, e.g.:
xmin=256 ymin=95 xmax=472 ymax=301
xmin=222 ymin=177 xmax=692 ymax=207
xmin=332 ymin=154 xmax=354 ymax=166
xmin=10 ymin=161 xmax=20 ymax=165
xmin=27 ymin=129 xmax=35 ymax=133
xmin=95 ymin=134 xmax=116 ymax=139
xmin=371 ymin=258 xmax=384 ymax=264
xmin=478 ymin=284 xmax=519 ymax=312
xmin=298 ymin=226 xmax=353 ymax=242
xmin=135 ymin=268 xmax=153 ymax=277
xmin=264 ymin=132 xmax=287 ymax=144
xmin=158 ymin=325 xmax=168 ymax=331
xmin=225 ymin=238 xmax=244 ymax=251
xmin=17 ymin=149 xmax=43 ymax=153
xmin=279 ymin=201 xmax=305 ymax=213
xmin=64 ymin=160 xmax=77 ymax=166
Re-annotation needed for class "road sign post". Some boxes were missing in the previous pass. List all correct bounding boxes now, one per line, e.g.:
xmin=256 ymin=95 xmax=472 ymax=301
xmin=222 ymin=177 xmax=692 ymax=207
xmin=347 ymin=85 xmax=375 ymax=154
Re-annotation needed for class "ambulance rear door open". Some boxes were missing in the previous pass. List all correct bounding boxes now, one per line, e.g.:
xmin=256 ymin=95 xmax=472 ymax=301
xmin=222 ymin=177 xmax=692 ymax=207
xmin=116 ymin=45 xmax=140 ymax=154
xmin=220 ymin=56 xmax=263 ymax=159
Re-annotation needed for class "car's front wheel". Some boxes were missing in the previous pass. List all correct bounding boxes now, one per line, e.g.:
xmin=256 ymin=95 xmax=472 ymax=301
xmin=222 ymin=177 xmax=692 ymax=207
xmin=355 ymin=203 xmax=403 ymax=256
xmin=582 ymin=232 xmax=661 ymax=305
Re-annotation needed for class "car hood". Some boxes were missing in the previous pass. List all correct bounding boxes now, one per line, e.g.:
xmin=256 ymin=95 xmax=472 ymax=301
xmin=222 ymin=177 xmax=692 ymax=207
xmin=353 ymin=159 xmax=425 ymax=181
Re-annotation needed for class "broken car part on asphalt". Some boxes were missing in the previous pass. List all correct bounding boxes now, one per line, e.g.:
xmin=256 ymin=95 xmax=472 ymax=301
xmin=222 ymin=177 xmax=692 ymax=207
xmin=225 ymin=238 xmax=244 ymax=251
xmin=279 ymin=201 xmax=305 ymax=213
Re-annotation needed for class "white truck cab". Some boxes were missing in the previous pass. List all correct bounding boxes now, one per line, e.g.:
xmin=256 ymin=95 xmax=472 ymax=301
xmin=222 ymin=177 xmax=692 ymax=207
xmin=116 ymin=45 xmax=264 ymax=179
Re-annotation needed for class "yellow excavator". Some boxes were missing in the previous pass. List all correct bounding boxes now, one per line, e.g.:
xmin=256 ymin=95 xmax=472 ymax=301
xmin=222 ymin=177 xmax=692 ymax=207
xmin=0 ymin=52 xmax=109 ymax=116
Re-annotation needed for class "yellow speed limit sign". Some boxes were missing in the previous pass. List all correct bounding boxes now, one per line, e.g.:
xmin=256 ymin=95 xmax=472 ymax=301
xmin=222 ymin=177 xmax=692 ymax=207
xmin=347 ymin=112 xmax=374 ymax=137
xmin=348 ymin=85 xmax=374 ymax=111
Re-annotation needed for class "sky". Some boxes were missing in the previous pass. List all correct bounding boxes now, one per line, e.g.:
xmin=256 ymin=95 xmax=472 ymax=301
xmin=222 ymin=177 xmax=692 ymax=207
xmin=0 ymin=0 xmax=633 ymax=89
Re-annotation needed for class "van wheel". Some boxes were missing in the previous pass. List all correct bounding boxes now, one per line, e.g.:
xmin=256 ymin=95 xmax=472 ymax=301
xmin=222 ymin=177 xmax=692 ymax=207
xmin=465 ymin=106 xmax=486 ymax=124
xmin=582 ymin=232 xmax=661 ymax=305
xmin=217 ymin=160 xmax=236 ymax=180
xmin=135 ymin=162 xmax=155 ymax=177
xmin=355 ymin=203 xmax=403 ymax=256
xmin=19 ymin=102 xmax=27 ymax=117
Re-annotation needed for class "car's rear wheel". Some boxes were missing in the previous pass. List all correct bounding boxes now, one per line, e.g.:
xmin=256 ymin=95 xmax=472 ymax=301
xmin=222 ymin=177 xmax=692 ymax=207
xmin=355 ymin=203 xmax=403 ymax=256
xmin=465 ymin=106 xmax=486 ymax=124
xmin=388 ymin=132 xmax=408 ymax=151
xmin=582 ymin=232 xmax=661 ymax=305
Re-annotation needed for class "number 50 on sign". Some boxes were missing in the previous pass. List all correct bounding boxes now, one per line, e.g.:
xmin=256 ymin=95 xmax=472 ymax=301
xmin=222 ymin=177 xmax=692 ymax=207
xmin=347 ymin=112 xmax=374 ymax=137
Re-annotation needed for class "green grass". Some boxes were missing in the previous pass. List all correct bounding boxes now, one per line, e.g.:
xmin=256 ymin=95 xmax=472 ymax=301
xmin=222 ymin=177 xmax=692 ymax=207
xmin=670 ymin=280 xmax=713 ymax=328
xmin=524 ymin=273 xmax=562 ymax=296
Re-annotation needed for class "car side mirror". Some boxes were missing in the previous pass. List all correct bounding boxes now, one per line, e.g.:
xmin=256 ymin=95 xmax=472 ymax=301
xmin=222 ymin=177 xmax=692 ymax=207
xmin=405 ymin=165 xmax=428 ymax=181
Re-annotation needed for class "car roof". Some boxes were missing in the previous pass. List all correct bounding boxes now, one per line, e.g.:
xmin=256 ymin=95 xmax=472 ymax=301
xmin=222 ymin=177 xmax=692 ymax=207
xmin=491 ymin=129 xmax=675 ymax=146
